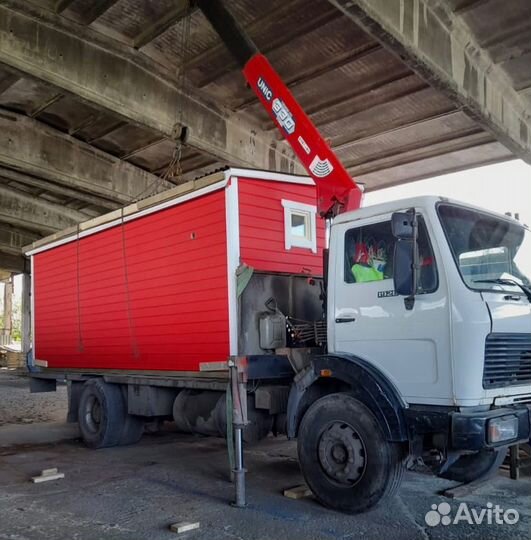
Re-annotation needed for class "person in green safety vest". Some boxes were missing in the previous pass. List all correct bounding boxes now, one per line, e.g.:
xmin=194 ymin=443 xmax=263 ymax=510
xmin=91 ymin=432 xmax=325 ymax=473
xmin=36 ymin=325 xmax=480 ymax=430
xmin=352 ymin=262 xmax=384 ymax=282
xmin=351 ymin=242 xmax=386 ymax=283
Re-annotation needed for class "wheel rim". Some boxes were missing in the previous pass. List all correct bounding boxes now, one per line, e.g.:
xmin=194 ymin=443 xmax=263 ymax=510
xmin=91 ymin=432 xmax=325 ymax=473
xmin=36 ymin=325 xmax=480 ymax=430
xmin=83 ymin=395 xmax=102 ymax=434
xmin=317 ymin=422 xmax=366 ymax=486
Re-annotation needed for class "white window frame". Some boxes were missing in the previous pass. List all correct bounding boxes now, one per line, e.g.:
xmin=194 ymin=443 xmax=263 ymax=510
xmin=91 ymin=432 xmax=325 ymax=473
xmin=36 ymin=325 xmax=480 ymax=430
xmin=281 ymin=199 xmax=317 ymax=253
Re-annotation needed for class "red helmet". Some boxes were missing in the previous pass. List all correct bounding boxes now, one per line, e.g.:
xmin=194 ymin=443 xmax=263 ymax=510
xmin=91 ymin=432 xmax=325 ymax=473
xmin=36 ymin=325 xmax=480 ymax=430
xmin=353 ymin=243 xmax=369 ymax=265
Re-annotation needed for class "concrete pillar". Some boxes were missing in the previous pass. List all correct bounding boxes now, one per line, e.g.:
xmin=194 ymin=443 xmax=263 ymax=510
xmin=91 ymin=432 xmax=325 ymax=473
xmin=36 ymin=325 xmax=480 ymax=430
xmin=1 ymin=275 xmax=13 ymax=346
xmin=21 ymin=273 xmax=31 ymax=355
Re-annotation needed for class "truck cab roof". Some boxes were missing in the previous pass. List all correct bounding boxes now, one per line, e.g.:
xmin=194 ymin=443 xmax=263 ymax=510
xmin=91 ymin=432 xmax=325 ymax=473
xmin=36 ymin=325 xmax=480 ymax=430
xmin=334 ymin=195 xmax=528 ymax=230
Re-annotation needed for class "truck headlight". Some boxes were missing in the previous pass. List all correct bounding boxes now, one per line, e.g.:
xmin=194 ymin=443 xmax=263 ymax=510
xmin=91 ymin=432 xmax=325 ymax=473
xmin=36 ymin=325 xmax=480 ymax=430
xmin=488 ymin=416 xmax=518 ymax=443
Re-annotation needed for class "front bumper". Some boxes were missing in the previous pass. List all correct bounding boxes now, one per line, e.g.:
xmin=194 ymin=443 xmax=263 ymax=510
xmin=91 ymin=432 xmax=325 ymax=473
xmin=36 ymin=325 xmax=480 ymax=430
xmin=451 ymin=405 xmax=531 ymax=451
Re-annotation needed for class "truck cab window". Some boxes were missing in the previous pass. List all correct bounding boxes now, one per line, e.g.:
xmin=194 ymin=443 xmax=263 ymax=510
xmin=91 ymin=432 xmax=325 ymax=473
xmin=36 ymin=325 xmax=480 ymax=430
xmin=344 ymin=217 xmax=438 ymax=293
xmin=438 ymin=203 xmax=531 ymax=292
xmin=344 ymin=220 xmax=393 ymax=284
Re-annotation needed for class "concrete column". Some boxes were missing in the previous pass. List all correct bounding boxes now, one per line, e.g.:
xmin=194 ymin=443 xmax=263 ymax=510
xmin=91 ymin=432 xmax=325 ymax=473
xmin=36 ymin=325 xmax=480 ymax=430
xmin=1 ymin=275 xmax=13 ymax=346
xmin=21 ymin=273 xmax=31 ymax=355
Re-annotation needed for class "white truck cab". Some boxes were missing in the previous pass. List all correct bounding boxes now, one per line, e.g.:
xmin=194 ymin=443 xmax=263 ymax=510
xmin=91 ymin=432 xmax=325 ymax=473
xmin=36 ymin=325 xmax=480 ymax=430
xmin=292 ymin=194 xmax=531 ymax=500
xmin=329 ymin=195 xmax=531 ymax=409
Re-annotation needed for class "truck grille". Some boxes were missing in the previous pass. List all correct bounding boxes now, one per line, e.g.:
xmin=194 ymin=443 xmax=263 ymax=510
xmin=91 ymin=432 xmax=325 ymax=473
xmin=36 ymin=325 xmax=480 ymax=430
xmin=483 ymin=333 xmax=531 ymax=389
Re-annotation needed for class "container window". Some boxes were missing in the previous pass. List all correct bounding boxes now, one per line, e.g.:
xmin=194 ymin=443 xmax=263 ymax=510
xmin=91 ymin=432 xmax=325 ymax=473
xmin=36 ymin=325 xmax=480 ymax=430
xmin=282 ymin=200 xmax=317 ymax=252
xmin=291 ymin=212 xmax=309 ymax=238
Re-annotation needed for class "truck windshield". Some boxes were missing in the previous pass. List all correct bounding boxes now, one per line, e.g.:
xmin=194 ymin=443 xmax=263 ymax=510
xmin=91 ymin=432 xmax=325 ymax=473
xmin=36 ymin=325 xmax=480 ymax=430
xmin=438 ymin=203 xmax=531 ymax=293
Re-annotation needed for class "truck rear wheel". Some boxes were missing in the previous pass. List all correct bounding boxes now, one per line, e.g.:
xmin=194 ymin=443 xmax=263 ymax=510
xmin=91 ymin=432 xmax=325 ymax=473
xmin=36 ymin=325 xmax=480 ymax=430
xmin=438 ymin=448 xmax=507 ymax=483
xmin=119 ymin=413 xmax=145 ymax=446
xmin=297 ymin=393 xmax=405 ymax=514
xmin=78 ymin=379 xmax=126 ymax=449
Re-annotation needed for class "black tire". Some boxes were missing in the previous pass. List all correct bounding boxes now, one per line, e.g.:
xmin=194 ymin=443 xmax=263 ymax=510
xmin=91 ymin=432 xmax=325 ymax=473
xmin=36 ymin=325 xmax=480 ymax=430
xmin=78 ymin=379 xmax=126 ymax=449
xmin=297 ymin=393 xmax=405 ymax=514
xmin=438 ymin=447 xmax=507 ymax=483
xmin=119 ymin=414 xmax=144 ymax=446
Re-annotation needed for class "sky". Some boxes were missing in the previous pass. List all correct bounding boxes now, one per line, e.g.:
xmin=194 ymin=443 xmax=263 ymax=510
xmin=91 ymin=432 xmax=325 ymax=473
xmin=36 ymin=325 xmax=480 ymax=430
xmin=364 ymin=159 xmax=531 ymax=227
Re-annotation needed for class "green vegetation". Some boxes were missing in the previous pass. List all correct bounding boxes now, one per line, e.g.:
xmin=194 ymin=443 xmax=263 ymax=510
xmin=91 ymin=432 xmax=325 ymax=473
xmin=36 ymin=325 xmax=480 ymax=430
xmin=11 ymin=297 xmax=21 ymax=342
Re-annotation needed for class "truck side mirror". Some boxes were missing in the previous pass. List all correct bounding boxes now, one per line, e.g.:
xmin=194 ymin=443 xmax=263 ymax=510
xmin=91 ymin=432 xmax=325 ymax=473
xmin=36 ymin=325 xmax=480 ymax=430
xmin=391 ymin=210 xmax=415 ymax=239
xmin=391 ymin=210 xmax=419 ymax=309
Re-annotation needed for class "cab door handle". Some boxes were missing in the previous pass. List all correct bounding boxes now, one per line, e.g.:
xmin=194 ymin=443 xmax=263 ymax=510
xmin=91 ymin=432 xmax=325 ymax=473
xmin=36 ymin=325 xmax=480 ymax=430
xmin=335 ymin=317 xmax=356 ymax=323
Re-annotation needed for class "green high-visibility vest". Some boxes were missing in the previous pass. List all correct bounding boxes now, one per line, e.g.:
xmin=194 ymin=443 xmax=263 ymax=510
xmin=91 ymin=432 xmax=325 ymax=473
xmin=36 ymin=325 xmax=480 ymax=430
xmin=351 ymin=264 xmax=384 ymax=283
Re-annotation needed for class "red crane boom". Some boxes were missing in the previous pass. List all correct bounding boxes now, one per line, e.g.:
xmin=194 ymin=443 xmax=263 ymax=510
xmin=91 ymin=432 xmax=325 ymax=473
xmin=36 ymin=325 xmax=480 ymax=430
xmin=196 ymin=0 xmax=363 ymax=218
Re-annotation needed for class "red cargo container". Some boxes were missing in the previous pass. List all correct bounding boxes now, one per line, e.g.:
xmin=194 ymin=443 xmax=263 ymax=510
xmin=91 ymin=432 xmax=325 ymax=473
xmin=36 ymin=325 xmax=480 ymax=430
xmin=27 ymin=168 xmax=325 ymax=373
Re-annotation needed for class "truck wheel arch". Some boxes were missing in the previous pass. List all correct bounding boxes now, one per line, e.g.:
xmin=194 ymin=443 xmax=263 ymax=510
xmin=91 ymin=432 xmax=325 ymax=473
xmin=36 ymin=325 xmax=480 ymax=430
xmin=287 ymin=353 xmax=409 ymax=442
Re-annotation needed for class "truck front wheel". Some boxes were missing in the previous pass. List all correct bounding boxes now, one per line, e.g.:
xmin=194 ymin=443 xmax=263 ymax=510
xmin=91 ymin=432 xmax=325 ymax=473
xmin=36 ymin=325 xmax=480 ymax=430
xmin=297 ymin=393 xmax=405 ymax=514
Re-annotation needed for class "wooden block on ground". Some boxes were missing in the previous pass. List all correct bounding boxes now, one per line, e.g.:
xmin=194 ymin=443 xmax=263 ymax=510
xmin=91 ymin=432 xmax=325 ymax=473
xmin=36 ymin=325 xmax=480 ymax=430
xmin=32 ymin=473 xmax=65 ymax=483
xmin=442 ymin=477 xmax=490 ymax=499
xmin=283 ymin=484 xmax=312 ymax=500
xmin=31 ymin=468 xmax=64 ymax=483
xmin=169 ymin=522 xmax=200 ymax=534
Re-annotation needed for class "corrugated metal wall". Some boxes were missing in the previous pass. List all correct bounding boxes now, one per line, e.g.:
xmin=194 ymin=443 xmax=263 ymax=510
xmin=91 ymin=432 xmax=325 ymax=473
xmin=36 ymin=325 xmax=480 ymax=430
xmin=238 ymin=177 xmax=325 ymax=275
xmin=33 ymin=189 xmax=230 ymax=371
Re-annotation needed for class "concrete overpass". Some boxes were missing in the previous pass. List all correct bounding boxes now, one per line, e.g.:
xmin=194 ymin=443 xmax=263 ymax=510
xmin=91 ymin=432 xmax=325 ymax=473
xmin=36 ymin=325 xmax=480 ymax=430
xmin=0 ymin=0 xmax=530 ymax=273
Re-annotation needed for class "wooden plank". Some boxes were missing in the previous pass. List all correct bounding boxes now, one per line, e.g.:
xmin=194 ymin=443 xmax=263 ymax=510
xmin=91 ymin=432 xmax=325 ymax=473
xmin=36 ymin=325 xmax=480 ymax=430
xmin=283 ymin=484 xmax=313 ymax=500
xmin=31 ymin=469 xmax=65 ymax=483
xmin=169 ymin=522 xmax=200 ymax=534
xmin=199 ymin=361 xmax=228 ymax=372
xmin=507 ymin=443 xmax=531 ymax=480
xmin=442 ymin=477 xmax=491 ymax=498
xmin=32 ymin=473 xmax=65 ymax=483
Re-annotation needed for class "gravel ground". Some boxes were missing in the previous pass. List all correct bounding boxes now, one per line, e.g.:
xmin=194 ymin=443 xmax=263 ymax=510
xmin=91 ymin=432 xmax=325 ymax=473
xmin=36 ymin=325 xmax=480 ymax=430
xmin=0 ymin=370 xmax=68 ymax=426
xmin=0 ymin=432 xmax=529 ymax=540
xmin=0 ymin=370 xmax=529 ymax=539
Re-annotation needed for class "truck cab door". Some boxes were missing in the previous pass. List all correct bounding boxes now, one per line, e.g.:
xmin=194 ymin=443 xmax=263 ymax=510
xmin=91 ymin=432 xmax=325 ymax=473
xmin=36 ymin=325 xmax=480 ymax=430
xmin=328 ymin=212 xmax=452 ymax=404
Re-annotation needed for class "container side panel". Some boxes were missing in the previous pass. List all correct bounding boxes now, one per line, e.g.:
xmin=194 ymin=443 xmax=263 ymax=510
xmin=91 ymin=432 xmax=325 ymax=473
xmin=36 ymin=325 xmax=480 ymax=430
xmin=33 ymin=190 xmax=229 ymax=371
xmin=238 ymin=178 xmax=325 ymax=275
xmin=33 ymin=242 xmax=82 ymax=366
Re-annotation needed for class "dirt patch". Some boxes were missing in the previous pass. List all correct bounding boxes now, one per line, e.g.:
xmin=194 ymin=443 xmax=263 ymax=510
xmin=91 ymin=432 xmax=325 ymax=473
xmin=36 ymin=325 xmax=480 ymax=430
xmin=0 ymin=370 xmax=68 ymax=426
